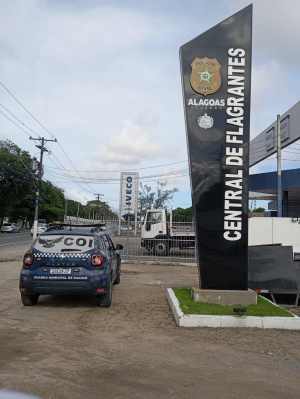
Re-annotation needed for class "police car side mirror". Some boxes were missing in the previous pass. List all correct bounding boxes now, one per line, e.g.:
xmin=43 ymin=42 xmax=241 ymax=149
xmin=116 ymin=244 xmax=123 ymax=250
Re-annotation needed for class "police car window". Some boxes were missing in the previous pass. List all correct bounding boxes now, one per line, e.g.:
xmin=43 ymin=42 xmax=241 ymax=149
xmin=102 ymin=235 xmax=110 ymax=249
xmin=93 ymin=236 xmax=100 ymax=249
xmin=33 ymin=235 xmax=95 ymax=253
xmin=106 ymin=235 xmax=114 ymax=249
xmin=98 ymin=237 xmax=105 ymax=250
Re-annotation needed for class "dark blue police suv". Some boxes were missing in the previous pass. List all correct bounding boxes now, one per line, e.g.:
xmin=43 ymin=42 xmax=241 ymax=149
xmin=19 ymin=225 xmax=123 ymax=307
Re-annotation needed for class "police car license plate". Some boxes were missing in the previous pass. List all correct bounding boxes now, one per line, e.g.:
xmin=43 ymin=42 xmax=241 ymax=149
xmin=50 ymin=268 xmax=71 ymax=275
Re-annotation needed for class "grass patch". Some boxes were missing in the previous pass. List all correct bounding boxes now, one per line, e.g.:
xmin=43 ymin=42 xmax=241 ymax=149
xmin=173 ymin=288 xmax=293 ymax=317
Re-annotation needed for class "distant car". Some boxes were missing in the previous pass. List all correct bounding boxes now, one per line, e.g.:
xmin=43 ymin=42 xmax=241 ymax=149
xmin=120 ymin=224 xmax=133 ymax=231
xmin=31 ymin=223 xmax=48 ymax=236
xmin=19 ymin=225 xmax=123 ymax=307
xmin=1 ymin=223 xmax=20 ymax=233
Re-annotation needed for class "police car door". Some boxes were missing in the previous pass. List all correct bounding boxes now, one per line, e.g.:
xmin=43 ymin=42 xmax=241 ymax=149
xmin=103 ymin=234 xmax=117 ymax=278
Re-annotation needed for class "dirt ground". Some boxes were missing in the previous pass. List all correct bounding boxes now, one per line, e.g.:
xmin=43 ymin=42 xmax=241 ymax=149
xmin=0 ymin=244 xmax=300 ymax=399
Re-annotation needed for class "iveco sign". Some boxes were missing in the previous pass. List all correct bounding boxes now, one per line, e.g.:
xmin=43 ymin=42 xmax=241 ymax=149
xmin=119 ymin=172 xmax=139 ymax=212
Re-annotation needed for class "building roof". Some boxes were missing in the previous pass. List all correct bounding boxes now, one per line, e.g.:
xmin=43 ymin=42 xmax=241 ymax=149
xmin=249 ymin=168 xmax=300 ymax=199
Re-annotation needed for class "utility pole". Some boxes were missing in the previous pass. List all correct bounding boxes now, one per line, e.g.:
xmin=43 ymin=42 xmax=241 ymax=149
xmin=94 ymin=193 xmax=103 ymax=221
xmin=277 ymin=115 xmax=282 ymax=217
xmin=64 ymin=198 xmax=68 ymax=222
xmin=30 ymin=136 xmax=57 ymax=240
xmin=76 ymin=203 xmax=80 ymax=223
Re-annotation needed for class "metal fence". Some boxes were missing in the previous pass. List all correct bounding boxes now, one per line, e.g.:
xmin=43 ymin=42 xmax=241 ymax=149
xmin=66 ymin=215 xmax=197 ymax=265
xmin=113 ymin=229 xmax=197 ymax=265
xmin=112 ymin=217 xmax=196 ymax=265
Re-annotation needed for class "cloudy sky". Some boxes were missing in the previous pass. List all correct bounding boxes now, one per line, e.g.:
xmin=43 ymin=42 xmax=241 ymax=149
xmin=0 ymin=0 xmax=299 ymax=213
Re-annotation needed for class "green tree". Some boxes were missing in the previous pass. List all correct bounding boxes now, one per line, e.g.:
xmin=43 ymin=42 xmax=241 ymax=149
xmin=252 ymin=207 xmax=265 ymax=213
xmin=121 ymin=212 xmax=135 ymax=221
xmin=65 ymin=199 xmax=80 ymax=219
xmin=0 ymin=140 xmax=74 ymax=225
xmin=0 ymin=140 xmax=36 ymax=224
xmin=138 ymin=181 xmax=178 ymax=216
xmin=39 ymin=181 xmax=65 ymax=222
xmin=85 ymin=200 xmax=117 ymax=220
xmin=172 ymin=206 xmax=193 ymax=222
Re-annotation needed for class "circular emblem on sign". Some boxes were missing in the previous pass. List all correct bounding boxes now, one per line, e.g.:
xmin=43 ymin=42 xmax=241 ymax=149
xmin=198 ymin=113 xmax=214 ymax=129
xmin=200 ymin=70 xmax=212 ymax=82
xmin=190 ymin=57 xmax=221 ymax=96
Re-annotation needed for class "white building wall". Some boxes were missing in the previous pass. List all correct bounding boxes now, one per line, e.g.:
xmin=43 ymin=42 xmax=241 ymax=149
xmin=249 ymin=217 xmax=300 ymax=254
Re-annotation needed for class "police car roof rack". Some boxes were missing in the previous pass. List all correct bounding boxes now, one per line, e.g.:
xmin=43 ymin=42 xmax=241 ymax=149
xmin=46 ymin=223 xmax=65 ymax=232
xmin=47 ymin=221 xmax=105 ymax=232
xmin=91 ymin=226 xmax=103 ymax=232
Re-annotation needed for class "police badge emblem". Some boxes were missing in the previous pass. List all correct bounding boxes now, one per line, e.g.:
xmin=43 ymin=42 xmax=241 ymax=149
xmin=198 ymin=113 xmax=214 ymax=129
xmin=190 ymin=57 xmax=221 ymax=96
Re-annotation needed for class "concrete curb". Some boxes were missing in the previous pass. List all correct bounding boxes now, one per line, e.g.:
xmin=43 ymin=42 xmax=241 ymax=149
xmin=122 ymin=260 xmax=197 ymax=267
xmin=167 ymin=288 xmax=300 ymax=329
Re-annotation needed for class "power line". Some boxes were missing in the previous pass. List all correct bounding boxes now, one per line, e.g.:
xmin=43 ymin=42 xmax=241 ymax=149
xmin=9 ymin=151 xmax=37 ymax=180
xmin=55 ymin=141 xmax=97 ymax=193
xmin=282 ymin=149 xmax=300 ymax=155
xmin=44 ymin=152 xmax=95 ymax=194
xmin=43 ymin=166 xmax=189 ymax=182
xmin=44 ymin=175 xmax=84 ymax=203
xmin=0 ymin=109 xmax=32 ymax=137
xmin=43 ymin=159 xmax=189 ymax=173
xmin=0 ymin=103 xmax=41 ymax=139
xmin=43 ymin=167 xmax=190 ymax=184
xmin=46 ymin=172 xmax=190 ymax=186
xmin=0 ymin=81 xmax=55 ymax=140
xmin=0 ymin=81 xmax=98 ymax=194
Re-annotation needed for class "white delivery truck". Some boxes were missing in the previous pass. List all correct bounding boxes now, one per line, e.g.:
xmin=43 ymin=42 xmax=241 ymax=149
xmin=141 ymin=208 xmax=195 ymax=256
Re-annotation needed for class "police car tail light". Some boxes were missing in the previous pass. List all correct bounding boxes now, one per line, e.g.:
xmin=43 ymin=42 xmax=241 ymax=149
xmin=23 ymin=252 xmax=34 ymax=266
xmin=91 ymin=254 xmax=103 ymax=267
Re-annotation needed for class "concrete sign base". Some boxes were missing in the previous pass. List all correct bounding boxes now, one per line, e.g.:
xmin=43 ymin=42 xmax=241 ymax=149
xmin=167 ymin=289 xmax=300 ymax=329
xmin=192 ymin=287 xmax=257 ymax=306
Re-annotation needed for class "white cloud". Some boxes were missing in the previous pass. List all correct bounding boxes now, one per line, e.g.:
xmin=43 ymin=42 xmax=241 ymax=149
xmin=40 ymin=7 xmax=162 ymax=57
xmin=250 ymin=61 xmax=285 ymax=138
xmin=224 ymin=0 xmax=300 ymax=66
xmin=89 ymin=119 xmax=168 ymax=164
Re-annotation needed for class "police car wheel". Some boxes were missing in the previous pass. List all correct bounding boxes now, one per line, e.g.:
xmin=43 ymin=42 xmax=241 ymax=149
xmin=113 ymin=264 xmax=121 ymax=285
xmin=21 ymin=293 xmax=39 ymax=306
xmin=97 ymin=278 xmax=112 ymax=307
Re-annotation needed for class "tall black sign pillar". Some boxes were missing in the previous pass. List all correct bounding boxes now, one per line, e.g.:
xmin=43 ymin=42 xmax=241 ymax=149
xmin=180 ymin=6 xmax=252 ymax=290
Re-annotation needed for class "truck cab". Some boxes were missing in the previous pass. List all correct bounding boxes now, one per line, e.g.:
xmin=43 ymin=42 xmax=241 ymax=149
xmin=141 ymin=209 xmax=169 ymax=256
xmin=142 ymin=209 xmax=167 ymax=237
xmin=141 ymin=208 xmax=195 ymax=256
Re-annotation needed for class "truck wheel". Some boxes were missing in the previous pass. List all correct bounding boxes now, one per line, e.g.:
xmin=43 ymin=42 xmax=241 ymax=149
xmin=154 ymin=241 xmax=169 ymax=256
xmin=97 ymin=278 xmax=112 ymax=307
xmin=21 ymin=293 xmax=39 ymax=306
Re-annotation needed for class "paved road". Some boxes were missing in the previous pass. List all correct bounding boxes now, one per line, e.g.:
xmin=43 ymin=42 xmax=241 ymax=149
xmin=0 ymin=230 xmax=32 ymax=248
